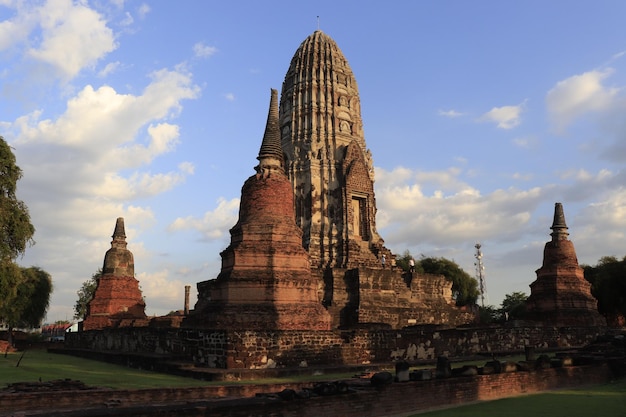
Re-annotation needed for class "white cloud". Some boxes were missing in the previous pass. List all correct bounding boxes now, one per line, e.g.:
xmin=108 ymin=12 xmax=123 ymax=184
xmin=224 ymin=93 xmax=235 ymax=101
xmin=120 ymin=11 xmax=134 ymax=26
xmin=169 ymin=197 xmax=240 ymax=241
xmin=571 ymin=188 xmax=626 ymax=265
xmin=5 ymin=61 xmax=201 ymax=319
xmin=546 ymin=69 xmax=617 ymax=132
xmin=178 ymin=161 xmax=195 ymax=175
xmin=193 ymin=42 xmax=218 ymax=59
xmin=438 ymin=109 xmax=464 ymax=118
xmin=138 ymin=3 xmax=151 ymax=19
xmin=512 ymin=172 xmax=533 ymax=181
xmin=98 ymin=61 xmax=121 ymax=77
xmin=480 ymin=102 xmax=525 ymax=129
xmin=0 ymin=7 xmax=33 ymax=50
xmin=375 ymin=165 xmax=554 ymax=249
xmin=137 ymin=269 xmax=186 ymax=314
xmin=26 ymin=0 xmax=118 ymax=80
xmin=512 ymin=135 xmax=538 ymax=149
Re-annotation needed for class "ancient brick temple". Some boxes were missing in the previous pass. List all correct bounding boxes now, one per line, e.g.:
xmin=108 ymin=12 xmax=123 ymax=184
xmin=278 ymin=30 xmax=471 ymax=329
xmin=83 ymin=217 xmax=147 ymax=331
xmin=525 ymin=203 xmax=606 ymax=327
xmin=184 ymin=30 xmax=471 ymax=331
xmin=186 ymin=89 xmax=332 ymax=330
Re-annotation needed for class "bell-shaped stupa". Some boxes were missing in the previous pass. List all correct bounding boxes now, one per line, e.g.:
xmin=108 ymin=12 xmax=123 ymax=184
xmin=525 ymin=203 xmax=606 ymax=327
xmin=187 ymin=89 xmax=331 ymax=331
xmin=83 ymin=217 xmax=147 ymax=330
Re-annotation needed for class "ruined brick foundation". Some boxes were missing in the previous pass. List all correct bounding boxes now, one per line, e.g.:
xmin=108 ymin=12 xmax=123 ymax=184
xmin=66 ymin=325 xmax=603 ymax=370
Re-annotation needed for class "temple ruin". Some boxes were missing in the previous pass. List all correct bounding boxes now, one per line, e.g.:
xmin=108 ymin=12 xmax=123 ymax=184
xmin=83 ymin=217 xmax=146 ymax=331
xmin=185 ymin=89 xmax=332 ymax=330
xmin=184 ymin=30 xmax=471 ymax=331
xmin=525 ymin=203 xmax=606 ymax=327
xmin=71 ymin=32 xmax=608 ymax=371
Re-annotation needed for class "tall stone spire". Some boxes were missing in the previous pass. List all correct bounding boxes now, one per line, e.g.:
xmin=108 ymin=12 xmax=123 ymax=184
xmin=111 ymin=217 xmax=127 ymax=249
xmin=280 ymin=30 xmax=387 ymax=269
xmin=257 ymin=88 xmax=283 ymax=169
xmin=550 ymin=202 xmax=569 ymax=241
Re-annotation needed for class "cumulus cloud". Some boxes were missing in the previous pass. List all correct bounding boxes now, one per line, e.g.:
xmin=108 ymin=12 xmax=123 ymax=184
xmin=169 ymin=197 xmax=240 ymax=240
xmin=193 ymin=42 xmax=218 ymax=59
xmin=5 ymin=59 xmax=201 ymax=317
xmin=25 ymin=0 xmax=118 ymax=80
xmin=376 ymin=166 xmax=537 ymax=244
xmin=480 ymin=102 xmax=525 ymax=129
xmin=137 ymin=269 xmax=186 ymax=314
xmin=0 ymin=7 xmax=33 ymax=51
xmin=546 ymin=69 xmax=617 ymax=132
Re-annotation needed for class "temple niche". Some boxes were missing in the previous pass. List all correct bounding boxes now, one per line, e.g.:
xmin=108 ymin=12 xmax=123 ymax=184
xmin=83 ymin=218 xmax=147 ymax=331
xmin=525 ymin=203 xmax=606 ymax=327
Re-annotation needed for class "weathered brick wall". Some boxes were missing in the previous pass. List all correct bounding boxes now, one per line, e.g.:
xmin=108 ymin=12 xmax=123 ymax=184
xmin=66 ymin=325 xmax=603 ymax=370
xmin=319 ymin=267 xmax=473 ymax=329
xmin=1 ymin=364 xmax=613 ymax=416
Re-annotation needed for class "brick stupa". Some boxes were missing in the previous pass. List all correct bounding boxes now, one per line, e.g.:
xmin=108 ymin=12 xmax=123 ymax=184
xmin=83 ymin=217 xmax=147 ymax=331
xmin=525 ymin=203 xmax=606 ymax=327
xmin=186 ymin=89 xmax=332 ymax=330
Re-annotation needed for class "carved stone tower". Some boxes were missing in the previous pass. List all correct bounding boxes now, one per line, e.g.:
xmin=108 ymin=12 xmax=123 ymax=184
xmin=280 ymin=30 xmax=388 ymax=269
xmin=83 ymin=217 xmax=146 ymax=330
xmin=186 ymin=89 xmax=331 ymax=331
xmin=525 ymin=203 xmax=606 ymax=327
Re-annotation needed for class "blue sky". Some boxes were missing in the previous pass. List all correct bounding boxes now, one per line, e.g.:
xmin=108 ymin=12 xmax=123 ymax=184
xmin=1 ymin=1 xmax=626 ymax=322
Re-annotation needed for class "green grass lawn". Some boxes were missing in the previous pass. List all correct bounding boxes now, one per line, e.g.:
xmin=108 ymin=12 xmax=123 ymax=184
xmin=1 ymin=349 xmax=215 ymax=389
xmin=0 ymin=348 xmax=361 ymax=389
xmin=411 ymin=379 xmax=626 ymax=417
xmin=4 ymin=348 xmax=625 ymax=417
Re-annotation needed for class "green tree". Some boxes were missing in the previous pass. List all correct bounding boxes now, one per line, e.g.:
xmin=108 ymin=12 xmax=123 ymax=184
xmin=0 ymin=262 xmax=26 ymax=328
xmin=0 ymin=264 xmax=52 ymax=345
xmin=395 ymin=250 xmax=415 ymax=272
xmin=500 ymin=291 xmax=528 ymax=320
xmin=416 ymin=256 xmax=479 ymax=306
xmin=583 ymin=255 xmax=626 ymax=325
xmin=74 ymin=269 xmax=101 ymax=320
xmin=0 ymin=137 xmax=35 ymax=262
xmin=14 ymin=267 xmax=52 ymax=328
xmin=478 ymin=305 xmax=501 ymax=324
xmin=0 ymin=137 xmax=41 ymax=345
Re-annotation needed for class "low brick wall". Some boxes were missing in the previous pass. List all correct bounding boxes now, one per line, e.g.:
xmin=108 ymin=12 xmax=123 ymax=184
xmin=0 ymin=364 xmax=615 ymax=416
xmin=65 ymin=325 xmax=602 ymax=369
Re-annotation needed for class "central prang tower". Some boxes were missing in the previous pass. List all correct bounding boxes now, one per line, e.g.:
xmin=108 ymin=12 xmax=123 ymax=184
xmin=280 ymin=30 xmax=388 ymax=269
